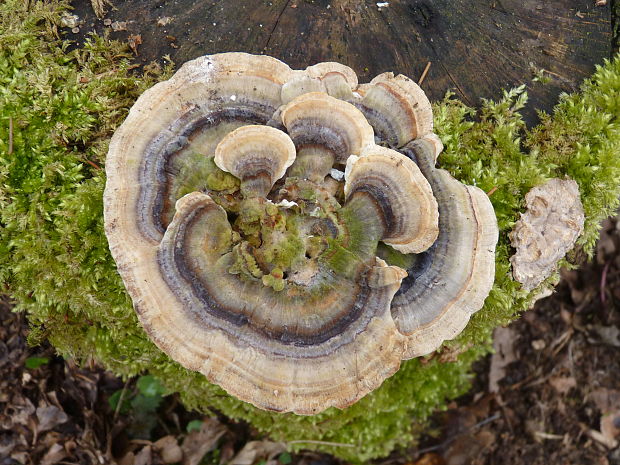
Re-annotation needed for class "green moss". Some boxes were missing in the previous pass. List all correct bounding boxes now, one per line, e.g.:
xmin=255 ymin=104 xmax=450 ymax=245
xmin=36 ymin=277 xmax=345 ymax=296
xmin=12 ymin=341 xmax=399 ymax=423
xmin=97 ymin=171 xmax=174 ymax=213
xmin=1 ymin=1 xmax=620 ymax=462
xmin=203 ymin=156 xmax=240 ymax=193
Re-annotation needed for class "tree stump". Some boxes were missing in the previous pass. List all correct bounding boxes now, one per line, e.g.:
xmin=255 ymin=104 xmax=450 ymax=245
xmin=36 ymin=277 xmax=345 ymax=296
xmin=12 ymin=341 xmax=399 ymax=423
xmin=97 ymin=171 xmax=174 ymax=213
xmin=70 ymin=0 xmax=612 ymax=121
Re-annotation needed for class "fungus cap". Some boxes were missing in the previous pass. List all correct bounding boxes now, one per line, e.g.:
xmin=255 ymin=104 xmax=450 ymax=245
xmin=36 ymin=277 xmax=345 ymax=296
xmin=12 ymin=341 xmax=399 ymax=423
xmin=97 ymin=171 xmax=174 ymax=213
xmin=344 ymin=146 xmax=439 ymax=254
xmin=104 ymin=52 xmax=498 ymax=414
xmin=355 ymin=72 xmax=434 ymax=148
xmin=214 ymin=125 xmax=296 ymax=196
xmin=397 ymin=135 xmax=498 ymax=358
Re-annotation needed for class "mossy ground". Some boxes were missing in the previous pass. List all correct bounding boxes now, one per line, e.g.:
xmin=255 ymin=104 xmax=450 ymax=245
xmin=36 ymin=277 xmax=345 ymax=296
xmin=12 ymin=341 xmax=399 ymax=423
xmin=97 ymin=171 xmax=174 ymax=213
xmin=1 ymin=1 xmax=619 ymax=462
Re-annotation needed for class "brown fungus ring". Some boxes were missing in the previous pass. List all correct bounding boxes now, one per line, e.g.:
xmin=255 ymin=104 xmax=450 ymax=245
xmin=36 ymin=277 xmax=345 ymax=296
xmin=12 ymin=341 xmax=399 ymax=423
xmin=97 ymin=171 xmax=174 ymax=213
xmin=104 ymin=53 xmax=498 ymax=414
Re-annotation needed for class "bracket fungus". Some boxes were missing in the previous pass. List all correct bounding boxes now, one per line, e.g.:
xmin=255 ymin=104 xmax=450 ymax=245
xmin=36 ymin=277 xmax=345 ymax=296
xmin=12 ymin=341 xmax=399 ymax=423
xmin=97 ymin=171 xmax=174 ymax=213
xmin=104 ymin=52 xmax=499 ymax=414
xmin=510 ymin=178 xmax=585 ymax=291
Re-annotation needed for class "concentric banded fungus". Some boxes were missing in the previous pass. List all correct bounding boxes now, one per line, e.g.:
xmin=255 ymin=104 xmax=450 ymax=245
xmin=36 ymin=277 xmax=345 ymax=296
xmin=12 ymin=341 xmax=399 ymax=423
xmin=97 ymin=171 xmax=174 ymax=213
xmin=281 ymin=92 xmax=374 ymax=181
xmin=354 ymin=72 xmax=434 ymax=148
xmin=214 ymin=125 xmax=295 ymax=197
xmin=104 ymin=52 xmax=498 ymax=414
xmin=398 ymin=136 xmax=498 ymax=358
xmin=345 ymin=146 xmax=438 ymax=254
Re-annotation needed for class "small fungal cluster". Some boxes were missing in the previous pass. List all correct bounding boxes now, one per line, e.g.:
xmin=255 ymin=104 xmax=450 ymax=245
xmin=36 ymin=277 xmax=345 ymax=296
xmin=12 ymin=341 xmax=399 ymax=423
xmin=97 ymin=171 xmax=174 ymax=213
xmin=104 ymin=53 xmax=499 ymax=415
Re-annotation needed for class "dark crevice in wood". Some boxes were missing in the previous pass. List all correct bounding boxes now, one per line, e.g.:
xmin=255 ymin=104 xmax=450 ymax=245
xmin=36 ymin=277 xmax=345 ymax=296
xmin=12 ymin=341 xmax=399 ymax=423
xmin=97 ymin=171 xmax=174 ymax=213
xmin=264 ymin=0 xmax=293 ymax=51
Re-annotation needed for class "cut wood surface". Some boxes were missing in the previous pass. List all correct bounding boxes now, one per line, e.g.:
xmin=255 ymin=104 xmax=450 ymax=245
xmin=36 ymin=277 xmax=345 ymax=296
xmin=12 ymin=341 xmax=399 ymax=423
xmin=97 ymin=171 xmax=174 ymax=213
xmin=70 ymin=0 xmax=611 ymax=122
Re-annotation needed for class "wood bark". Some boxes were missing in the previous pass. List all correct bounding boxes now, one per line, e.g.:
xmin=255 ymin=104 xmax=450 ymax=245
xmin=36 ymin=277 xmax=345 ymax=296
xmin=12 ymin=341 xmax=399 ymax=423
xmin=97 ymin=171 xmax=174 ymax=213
xmin=71 ymin=0 xmax=612 ymax=122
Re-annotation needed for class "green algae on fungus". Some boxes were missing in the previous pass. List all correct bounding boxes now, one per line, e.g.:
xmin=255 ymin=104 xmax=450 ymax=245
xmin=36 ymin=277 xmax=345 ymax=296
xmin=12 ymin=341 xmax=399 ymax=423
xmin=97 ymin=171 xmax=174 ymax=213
xmin=2 ymin=0 xmax=620 ymax=460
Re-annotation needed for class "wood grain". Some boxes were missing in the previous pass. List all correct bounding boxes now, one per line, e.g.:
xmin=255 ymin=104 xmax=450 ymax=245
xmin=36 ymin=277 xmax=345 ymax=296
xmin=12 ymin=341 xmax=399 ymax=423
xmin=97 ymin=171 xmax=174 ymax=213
xmin=70 ymin=0 xmax=611 ymax=122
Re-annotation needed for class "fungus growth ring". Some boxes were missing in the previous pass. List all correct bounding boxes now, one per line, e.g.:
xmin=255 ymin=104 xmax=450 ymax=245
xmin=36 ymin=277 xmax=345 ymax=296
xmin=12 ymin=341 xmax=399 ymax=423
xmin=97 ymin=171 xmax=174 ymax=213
xmin=104 ymin=53 xmax=499 ymax=414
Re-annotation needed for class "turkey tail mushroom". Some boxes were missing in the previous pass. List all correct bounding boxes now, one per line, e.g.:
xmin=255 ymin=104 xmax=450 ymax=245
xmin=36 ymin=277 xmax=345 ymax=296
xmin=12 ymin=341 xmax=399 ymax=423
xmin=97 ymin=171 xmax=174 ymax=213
xmin=214 ymin=125 xmax=296 ymax=197
xmin=104 ymin=52 xmax=499 ymax=414
xmin=395 ymin=135 xmax=498 ymax=358
xmin=355 ymin=72 xmax=434 ymax=148
xmin=344 ymin=145 xmax=439 ymax=254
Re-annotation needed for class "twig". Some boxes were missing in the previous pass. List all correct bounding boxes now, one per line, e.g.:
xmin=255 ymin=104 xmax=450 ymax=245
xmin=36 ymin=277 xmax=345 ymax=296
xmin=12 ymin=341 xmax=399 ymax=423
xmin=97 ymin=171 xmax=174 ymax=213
xmin=600 ymin=259 xmax=611 ymax=305
xmin=8 ymin=117 xmax=13 ymax=155
xmin=418 ymin=61 xmax=432 ymax=86
xmin=486 ymin=186 xmax=498 ymax=196
xmin=534 ymin=431 xmax=563 ymax=440
xmin=113 ymin=378 xmax=131 ymax=422
xmin=287 ymin=439 xmax=355 ymax=448
xmin=83 ymin=158 xmax=101 ymax=170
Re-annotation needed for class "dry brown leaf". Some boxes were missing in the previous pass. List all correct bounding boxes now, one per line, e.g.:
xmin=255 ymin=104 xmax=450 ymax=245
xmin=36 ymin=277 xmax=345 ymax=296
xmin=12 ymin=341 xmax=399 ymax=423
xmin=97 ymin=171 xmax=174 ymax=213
xmin=11 ymin=451 xmax=29 ymax=464
xmin=548 ymin=376 xmax=577 ymax=395
xmin=118 ymin=451 xmax=136 ymax=465
xmin=135 ymin=445 xmax=153 ymax=465
xmin=591 ymin=388 xmax=620 ymax=413
xmin=444 ymin=430 xmax=495 ymax=465
xmin=182 ymin=418 xmax=226 ymax=465
xmin=219 ymin=439 xmax=236 ymax=464
xmin=7 ymin=395 xmax=35 ymax=427
xmin=36 ymin=405 xmax=68 ymax=433
xmin=154 ymin=435 xmax=183 ymax=464
xmin=489 ymin=326 xmax=517 ymax=392
xmin=0 ymin=340 xmax=9 ymax=369
xmin=41 ymin=443 xmax=68 ymax=465
xmin=228 ymin=441 xmax=287 ymax=465
xmin=412 ymin=452 xmax=446 ymax=465
xmin=0 ymin=432 xmax=18 ymax=457
xmin=128 ymin=35 xmax=142 ymax=55
xmin=590 ymin=325 xmax=620 ymax=347
xmin=601 ymin=410 xmax=620 ymax=447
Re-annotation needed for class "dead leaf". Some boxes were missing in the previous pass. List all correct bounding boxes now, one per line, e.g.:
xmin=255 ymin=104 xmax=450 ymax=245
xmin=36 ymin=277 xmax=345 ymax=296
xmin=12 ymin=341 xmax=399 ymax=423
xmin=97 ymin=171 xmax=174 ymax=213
xmin=444 ymin=430 xmax=495 ymax=465
xmin=489 ymin=326 xmax=517 ymax=392
xmin=157 ymin=16 xmax=173 ymax=27
xmin=154 ymin=435 xmax=183 ymax=464
xmin=413 ymin=452 xmax=445 ymax=465
xmin=601 ymin=410 xmax=620 ymax=447
xmin=0 ymin=340 xmax=9 ymax=369
xmin=228 ymin=441 xmax=287 ymax=465
xmin=111 ymin=21 xmax=128 ymax=31
xmin=118 ymin=451 xmax=136 ymax=465
xmin=36 ymin=405 xmax=68 ymax=433
xmin=135 ymin=445 xmax=153 ymax=465
xmin=8 ymin=395 xmax=35 ymax=427
xmin=0 ymin=432 xmax=18 ymax=457
xmin=219 ymin=438 xmax=236 ymax=464
xmin=11 ymin=451 xmax=29 ymax=464
xmin=590 ymin=325 xmax=620 ymax=347
xmin=182 ymin=418 xmax=226 ymax=465
xmin=41 ymin=443 xmax=68 ymax=465
xmin=128 ymin=35 xmax=142 ymax=55
xmin=590 ymin=388 xmax=620 ymax=413
xmin=548 ymin=376 xmax=577 ymax=395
